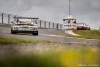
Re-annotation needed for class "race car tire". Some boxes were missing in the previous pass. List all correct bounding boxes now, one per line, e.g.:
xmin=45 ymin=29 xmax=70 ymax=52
xmin=77 ymin=28 xmax=79 ymax=30
xmin=88 ymin=28 xmax=90 ymax=30
xmin=32 ymin=31 xmax=38 ymax=35
xmin=86 ymin=27 xmax=90 ymax=30
xmin=85 ymin=28 xmax=87 ymax=30
xmin=11 ymin=29 xmax=17 ymax=34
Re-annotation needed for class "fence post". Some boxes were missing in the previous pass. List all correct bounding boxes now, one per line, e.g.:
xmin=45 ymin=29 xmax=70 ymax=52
xmin=57 ymin=23 xmax=59 ymax=29
xmin=40 ymin=20 xmax=42 ymax=28
xmin=53 ymin=23 xmax=54 ymax=29
xmin=60 ymin=24 xmax=62 ymax=29
xmin=2 ymin=13 xmax=4 ymax=23
xmin=44 ymin=21 xmax=46 ymax=28
xmin=49 ymin=22 xmax=50 ymax=28
xmin=8 ymin=14 xmax=10 ymax=24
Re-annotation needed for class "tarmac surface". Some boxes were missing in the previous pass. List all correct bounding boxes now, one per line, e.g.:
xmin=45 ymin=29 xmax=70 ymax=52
xmin=0 ymin=27 xmax=100 ymax=45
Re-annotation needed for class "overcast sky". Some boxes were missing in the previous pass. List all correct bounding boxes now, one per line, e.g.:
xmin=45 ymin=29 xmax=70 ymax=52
xmin=0 ymin=0 xmax=100 ymax=29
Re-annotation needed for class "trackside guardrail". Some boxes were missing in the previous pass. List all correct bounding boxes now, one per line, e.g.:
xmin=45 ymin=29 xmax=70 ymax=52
xmin=0 ymin=12 xmax=62 ymax=30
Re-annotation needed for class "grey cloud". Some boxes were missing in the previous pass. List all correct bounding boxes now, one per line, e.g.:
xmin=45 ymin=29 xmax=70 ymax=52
xmin=0 ymin=0 xmax=100 ymax=29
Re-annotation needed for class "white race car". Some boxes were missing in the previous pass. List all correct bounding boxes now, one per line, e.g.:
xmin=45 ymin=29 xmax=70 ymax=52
xmin=11 ymin=17 xmax=39 ymax=35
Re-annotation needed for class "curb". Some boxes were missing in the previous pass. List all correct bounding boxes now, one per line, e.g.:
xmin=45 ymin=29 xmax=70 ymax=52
xmin=65 ymin=30 xmax=100 ymax=41
xmin=65 ymin=30 xmax=80 ymax=36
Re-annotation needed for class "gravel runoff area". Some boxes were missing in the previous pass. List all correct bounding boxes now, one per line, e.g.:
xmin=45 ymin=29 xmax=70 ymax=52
xmin=0 ymin=42 xmax=100 ymax=59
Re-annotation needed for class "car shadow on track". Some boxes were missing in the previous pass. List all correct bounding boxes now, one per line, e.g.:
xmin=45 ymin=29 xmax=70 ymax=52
xmin=17 ymin=33 xmax=39 ymax=36
xmin=7 ymin=33 xmax=39 ymax=36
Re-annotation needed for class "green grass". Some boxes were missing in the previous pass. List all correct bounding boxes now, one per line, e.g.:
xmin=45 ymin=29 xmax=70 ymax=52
xmin=60 ymin=48 xmax=100 ymax=67
xmin=60 ymin=30 xmax=100 ymax=39
xmin=0 ymin=36 xmax=55 ymax=45
xmin=0 ymin=52 xmax=63 ymax=67
xmin=0 ymin=48 xmax=99 ymax=67
xmin=73 ymin=30 xmax=100 ymax=39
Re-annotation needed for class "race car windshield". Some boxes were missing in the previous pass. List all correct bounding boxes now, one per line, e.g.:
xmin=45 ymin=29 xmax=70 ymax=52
xmin=15 ymin=19 xmax=33 ymax=24
xmin=18 ymin=19 xmax=32 ymax=22
xmin=77 ymin=24 xmax=84 ymax=26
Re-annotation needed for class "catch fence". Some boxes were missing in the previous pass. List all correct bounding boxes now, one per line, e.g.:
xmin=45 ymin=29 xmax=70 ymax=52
xmin=0 ymin=12 xmax=62 ymax=30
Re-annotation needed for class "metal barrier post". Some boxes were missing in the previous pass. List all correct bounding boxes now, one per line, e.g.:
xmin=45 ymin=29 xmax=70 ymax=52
xmin=57 ymin=23 xmax=58 ymax=29
xmin=60 ymin=24 xmax=62 ymax=29
xmin=53 ymin=23 xmax=54 ymax=29
xmin=44 ymin=21 xmax=46 ymax=28
xmin=8 ymin=14 xmax=10 ymax=24
xmin=40 ymin=20 xmax=42 ymax=28
xmin=49 ymin=22 xmax=50 ymax=28
xmin=2 ymin=13 xmax=4 ymax=23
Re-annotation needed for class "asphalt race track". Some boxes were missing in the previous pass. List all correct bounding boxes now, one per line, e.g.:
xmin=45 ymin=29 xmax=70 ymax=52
xmin=0 ymin=27 xmax=100 ymax=45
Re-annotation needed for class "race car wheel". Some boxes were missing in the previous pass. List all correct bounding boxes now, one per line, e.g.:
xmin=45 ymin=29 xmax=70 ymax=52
xmin=77 ymin=29 xmax=79 ymax=30
xmin=84 ymin=28 xmax=87 ymax=30
xmin=11 ymin=29 xmax=17 ymax=34
xmin=32 ymin=31 xmax=38 ymax=35
xmin=88 ymin=28 xmax=90 ymax=30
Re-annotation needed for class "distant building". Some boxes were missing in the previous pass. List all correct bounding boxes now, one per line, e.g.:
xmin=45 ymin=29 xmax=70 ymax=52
xmin=62 ymin=15 xmax=77 ymax=30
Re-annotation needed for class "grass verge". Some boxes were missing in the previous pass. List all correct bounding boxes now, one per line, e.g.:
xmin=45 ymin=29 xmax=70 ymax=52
xmin=73 ymin=30 xmax=100 ymax=39
xmin=0 ymin=36 xmax=55 ymax=45
xmin=0 ymin=48 xmax=99 ymax=67
xmin=61 ymin=30 xmax=100 ymax=39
